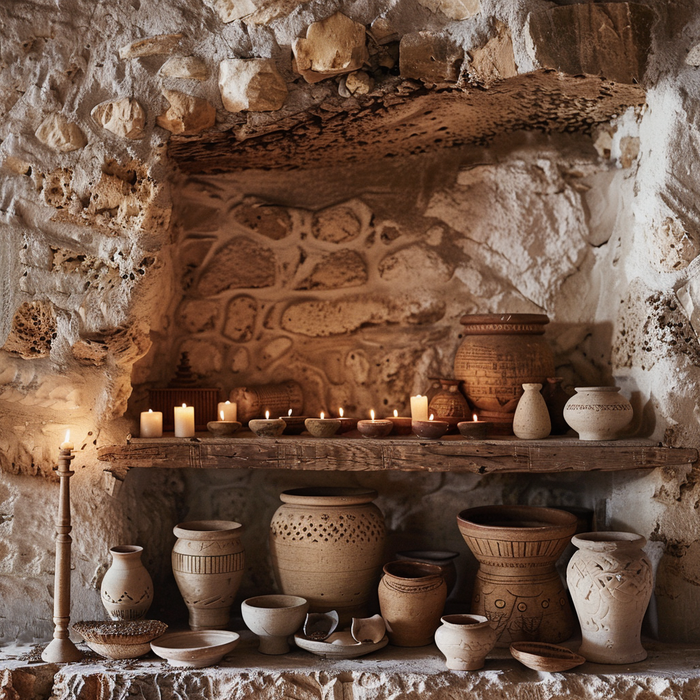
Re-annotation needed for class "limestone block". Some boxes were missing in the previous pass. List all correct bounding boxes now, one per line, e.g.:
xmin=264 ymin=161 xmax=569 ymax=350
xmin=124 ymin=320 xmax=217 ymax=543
xmin=369 ymin=17 xmax=399 ymax=45
xmin=89 ymin=173 xmax=131 ymax=214
xmin=41 ymin=168 xmax=74 ymax=209
xmin=177 ymin=300 xmax=219 ymax=333
xmin=339 ymin=71 xmax=374 ymax=97
xmin=1 ymin=302 xmax=56 ymax=359
xmin=91 ymin=98 xmax=146 ymax=139
xmin=418 ymin=0 xmax=480 ymax=21
xmin=650 ymin=217 xmax=700 ymax=272
xmin=527 ymin=3 xmax=655 ymax=84
xmin=219 ymin=59 xmax=287 ymax=112
xmin=197 ymin=238 xmax=275 ymax=296
xmin=687 ymin=44 xmax=700 ymax=67
xmin=292 ymin=13 xmax=369 ymax=84
xmin=399 ymin=32 xmax=463 ymax=84
xmin=224 ymin=296 xmax=258 ymax=341
xmin=160 ymin=56 xmax=209 ymax=80
xmin=181 ymin=339 xmax=222 ymax=375
xmin=260 ymin=337 xmax=292 ymax=367
xmin=296 ymin=250 xmax=368 ymax=290
xmin=378 ymin=245 xmax=454 ymax=283
xmin=203 ymin=0 xmax=310 ymax=24
xmin=233 ymin=201 xmax=291 ymax=239
xmin=3 ymin=156 xmax=32 ymax=176
xmin=71 ymin=339 xmax=109 ymax=366
xmin=156 ymin=90 xmax=216 ymax=135
xmin=119 ymin=33 xmax=183 ymax=59
xmin=312 ymin=201 xmax=371 ymax=243
xmin=34 ymin=114 xmax=87 ymax=152
xmin=468 ymin=21 xmax=517 ymax=86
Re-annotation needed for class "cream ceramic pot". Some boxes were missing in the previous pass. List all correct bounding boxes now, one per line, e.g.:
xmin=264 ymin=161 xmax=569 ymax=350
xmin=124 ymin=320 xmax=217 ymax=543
xmin=101 ymin=545 xmax=153 ymax=621
xmin=435 ymin=614 xmax=497 ymax=670
xmin=562 ymin=386 xmax=633 ymax=440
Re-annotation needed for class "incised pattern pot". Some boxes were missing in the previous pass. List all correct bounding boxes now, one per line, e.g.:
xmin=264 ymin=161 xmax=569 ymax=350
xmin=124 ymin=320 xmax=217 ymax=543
xmin=100 ymin=545 xmax=153 ymax=621
xmin=435 ymin=614 xmax=497 ymax=670
xmin=562 ymin=386 xmax=633 ymax=440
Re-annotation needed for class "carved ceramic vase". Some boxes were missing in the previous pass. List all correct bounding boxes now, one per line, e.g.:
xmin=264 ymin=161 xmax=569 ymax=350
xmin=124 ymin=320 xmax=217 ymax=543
xmin=567 ymin=532 xmax=653 ymax=664
xmin=269 ymin=488 xmax=386 ymax=624
xmin=100 ymin=545 xmax=153 ymax=621
xmin=453 ymin=314 xmax=555 ymax=430
xmin=435 ymin=614 xmax=497 ymax=670
xmin=562 ymin=387 xmax=633 ymax=440
xmin=427 ymin=379 xmax=470 ymax=428
xmin=457 ymin=505 xmax=577 ymax=646
xmin=172 ymin=520 xmax=245 ymax=630
xmin=378 ymin=561 xmax=447 ymax=647
xmin=512 ymin=383 xmax=551 ymax=439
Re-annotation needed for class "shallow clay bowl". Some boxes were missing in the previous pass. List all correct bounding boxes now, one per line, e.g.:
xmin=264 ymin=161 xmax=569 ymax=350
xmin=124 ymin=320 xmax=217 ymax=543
xmin=151 ymin=630 xmax=240 ymax=668
xmin=206 ymin=420 xmax=241 ymax=436
xmin=510 ymin=641 xmax=586 ymax=672
xmin=73 ymin=620 xmax=167 ymax=660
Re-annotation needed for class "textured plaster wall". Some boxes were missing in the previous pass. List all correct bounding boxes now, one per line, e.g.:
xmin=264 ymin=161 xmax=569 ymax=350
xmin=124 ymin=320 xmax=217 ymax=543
xmin=1 ymin=0 xmax=700 ymax=646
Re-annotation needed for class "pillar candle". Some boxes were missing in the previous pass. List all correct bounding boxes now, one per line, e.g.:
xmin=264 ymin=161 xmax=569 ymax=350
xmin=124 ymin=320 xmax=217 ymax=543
xmin=410 ymin=394 xmax=429 ymax=422
xmin=140 ymin=409 xmax=163 ymax=438
xmin=174 ymin=404 xmax=195 ymax=437
xmin=218 ymin=401 xmax=237 ymax=422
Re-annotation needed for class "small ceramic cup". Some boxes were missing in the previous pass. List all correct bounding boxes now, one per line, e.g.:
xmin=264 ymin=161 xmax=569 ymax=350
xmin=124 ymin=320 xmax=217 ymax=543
xmin=206 ymin=420 xmax=241 ymax=436
xmin=357 ymin=419 xmax=393 ymax=438
xmin=241 ymin=595 xmax=309 ymax=654
xmin=248 ymin=417 xmax=286 ymax=438
xmin=304 ymin=417 xmax=341 ymax=438
xmin=412 ymin=420 xmax=449 ymax=439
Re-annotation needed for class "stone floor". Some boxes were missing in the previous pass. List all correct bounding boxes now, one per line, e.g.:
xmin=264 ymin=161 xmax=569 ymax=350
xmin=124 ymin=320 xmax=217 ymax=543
xmin=3 ymin=632 xmax=700 ymax=700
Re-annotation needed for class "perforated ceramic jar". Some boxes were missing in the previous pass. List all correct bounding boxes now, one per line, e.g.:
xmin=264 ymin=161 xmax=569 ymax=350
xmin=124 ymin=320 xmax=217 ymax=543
xmin=269 ymin=488 xmax=386 ymax=624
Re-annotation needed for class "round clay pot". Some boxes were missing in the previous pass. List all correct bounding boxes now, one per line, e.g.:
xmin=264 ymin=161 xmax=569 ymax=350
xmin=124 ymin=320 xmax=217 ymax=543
xmin=435 ymin=614 xmax=497 ymax=670
xmin=567 ymin=532 xmax=653 ymax=664
xmin=269 ymin=488 xmax=386 ymax=624
xmin=428 ymin=379 xmax=470 ymax=429
xmin=562 ymin=387 xmax=633 ymax=440
xmin=453 ymin=314 xmax=555 ymax=430
xmin=378 ymin=560 xmax=447 ymax=647
xmin=101 ymin=545 xmax=153 ymax=621
xmin=457 ymin=505 xmax=577 ymax=646
xmin=395 ymin=550 xmax=459 ymax=596
xmin=512 ymin=383 xmax=551 ymax=439
xmin=172 ymin=520 xmax=245 ymax=630
xmin=241 ymin=594 xmax=309 ymax=655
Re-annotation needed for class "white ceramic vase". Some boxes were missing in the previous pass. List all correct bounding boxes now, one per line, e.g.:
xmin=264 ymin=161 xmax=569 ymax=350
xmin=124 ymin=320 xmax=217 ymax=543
xmin=567 ymin=532 xmax=653 ymax=664
xmin=101 ymin=545 xmax=153 ymax=621
xmin=435 ymin=614 xmax=497 ymax=670
xmin=512 ymin=383 xmax=551 ymax=439
xmin=562 ymin=386 xmax=633 ymax=440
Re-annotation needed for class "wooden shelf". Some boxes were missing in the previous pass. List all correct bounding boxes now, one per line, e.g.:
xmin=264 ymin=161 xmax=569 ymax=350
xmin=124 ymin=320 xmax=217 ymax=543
xmin=97 ymin=432 xmax=698 ymax=475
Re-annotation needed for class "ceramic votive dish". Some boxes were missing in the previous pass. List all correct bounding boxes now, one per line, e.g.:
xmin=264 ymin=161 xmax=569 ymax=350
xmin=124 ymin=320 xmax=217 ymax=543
xmin=304 ymin=417 xmax=341 ymax=438
xmin=357 ymin=419 xmax=393 ymax=438
xmin=206 ymin=420 xmax=241 ymax=436
xmin=280 ymin=416 xmax=309 ymax=435
xmin=248 ymin=417 xmax=286 ymax=438
xmin=457 ymin=420 xmax=491 ymax=439
xmin=412 ymin=420 xmax=449 ymax=439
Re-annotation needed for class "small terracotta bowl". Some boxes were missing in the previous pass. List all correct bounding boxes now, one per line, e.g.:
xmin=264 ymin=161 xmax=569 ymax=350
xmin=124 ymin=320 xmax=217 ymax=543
xmin=206 ymin=420 xmax=241 ymax=437
xmin=304 ymin=418 xmax=341 ymax=438
xmin=249 ymin=417 xmax=286 ymax=438
xmin=336 ymin=417 xmax=359 ymax=433
xmin=510 ymin=641 xmax=586 ymax=672
xmin=457 ymin=421 xmax=491 ymax=439
xmin=385 ymin=416 xmax=413 ymax=435
xmin=412 ymin=420 xmax=449 ymax=439
xmin=280 ymin=416 xmax=309 ymax=435
xmin=357 ymin=419 xmax=393 ymax=438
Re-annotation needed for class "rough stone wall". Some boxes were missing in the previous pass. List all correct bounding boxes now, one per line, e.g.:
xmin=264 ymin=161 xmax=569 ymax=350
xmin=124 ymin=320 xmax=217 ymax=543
xmin=1 ymin=0 xmax=700 ymax=647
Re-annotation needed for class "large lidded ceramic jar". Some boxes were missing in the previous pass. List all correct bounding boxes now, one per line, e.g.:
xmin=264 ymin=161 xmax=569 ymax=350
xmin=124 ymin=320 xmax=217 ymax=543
xmin=453 ymin=314 xmax=555 ymax=430
xmin=172 ymin=520 xmax=245 ymax=630
xmin=100 ymin=545 xmax=153 ymax=621
xmin=562 ymin=387 xmax=633 ymax=440
xmin=567 ymin=532 xmax=653 ymax=664
xmin=457 ymin=505 xmax=577 ymax=646
xmin=269 ymin=487 xmax=386 ymax=624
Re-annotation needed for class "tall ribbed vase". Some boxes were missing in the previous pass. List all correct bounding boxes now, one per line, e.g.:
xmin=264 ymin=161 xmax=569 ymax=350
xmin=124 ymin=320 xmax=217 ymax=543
xmin=172 ymin=520 xmax=245 ymax=630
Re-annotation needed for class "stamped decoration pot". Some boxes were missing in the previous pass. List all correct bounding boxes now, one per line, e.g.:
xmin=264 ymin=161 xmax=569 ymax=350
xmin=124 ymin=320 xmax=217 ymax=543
xmin=100 ymin=545 xmax=153 ymax=621
xmin=172 ymin=520 xmax=245 ymax=630
xmin=562 ymin=387 xmax=633 ymax=440
xmin=269 ymin=487 xmax=386 ymax=624
xmin=457 ymin=505 xmax=576 ymax=646
xmin=435 ymin=614 xmax=497 ymax=670
xmin=567 ymin=532 xmax=653 ymax=664
xmin=453 ymin=314 xmax=555 ymax=429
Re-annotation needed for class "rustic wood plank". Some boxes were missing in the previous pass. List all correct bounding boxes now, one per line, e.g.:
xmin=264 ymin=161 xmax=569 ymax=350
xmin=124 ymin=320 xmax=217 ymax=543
xmin=97 ymin=433 xmax=698 ymax=475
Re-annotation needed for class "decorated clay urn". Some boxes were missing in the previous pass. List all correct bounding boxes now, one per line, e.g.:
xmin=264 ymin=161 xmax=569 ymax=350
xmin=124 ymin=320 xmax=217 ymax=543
xmin=567 ymin=532 xmax=653 ymax=664
xmin=269 ymin=487 xmax=386 ymax=624
xmin=100 ymin=545 xmax=153 ymax=621
xmin=453 ymin=314 xmax=555 ymax=430
xmin=434 ymin=614 xmax=497 ymax=670
xmin=563 ymin=386 xmax=633 ymax=440
xmin=172 ymin=520 xmax=245 ymax=630
xmin=457 ymin=505 xmax=577 ymax=646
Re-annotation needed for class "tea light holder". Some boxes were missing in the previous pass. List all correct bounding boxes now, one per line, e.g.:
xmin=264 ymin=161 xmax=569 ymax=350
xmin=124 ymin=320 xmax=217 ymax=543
xmin=281 ymin=409 xmax=309 ymax=435
xmin=412 ymin=416 xmax=449 ymax=440
xmin=207 ymin=410 xmax=241 ymax=436
xmin=385 ymin=410 xmax=412 ymax=436
xmin=249 ymin=411 xmax=286 ymax=438
xmin=335 ymin=407 xmax=358 ymax=434
xmin=305 ymin=412 xmax=341 ymax=438
xmin=458 ymin=415 xmax=492 ymax=440
xmin=357 ymin=410 xmax=393 ymax=439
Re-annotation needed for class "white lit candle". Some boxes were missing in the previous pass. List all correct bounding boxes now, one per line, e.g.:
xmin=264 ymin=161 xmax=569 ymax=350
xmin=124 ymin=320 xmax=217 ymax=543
xmin=339 ymin=407 xmax=344 ymax=418
xmin=320 ymin=411 xmax=325 ymax=419
xmin=410 ymin=394 xmax=429 ymax=422
xmin=140 ymin=409 xmax=163 ymax=438
xmin=218 ymin=400 xmax=237 ymax=422
xmin=60 ymin=429 xmax=73 ymax=451
xmin=174 ymin=404 xmax=195 ymax=437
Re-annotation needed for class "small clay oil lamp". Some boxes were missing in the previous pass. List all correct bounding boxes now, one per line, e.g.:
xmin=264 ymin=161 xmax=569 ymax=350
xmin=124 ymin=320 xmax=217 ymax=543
xmin=412 ymin=414 xmax=449 ymax=440
xmin=207 ymin=409 xmax=241 ymax=436
xmin=305 ymin=412 xmax=341 ymax=438
xmin=335 ymin=407 xmax=358 ymax=434
xmin=249 ymin=410 xmax=286 ymax=438
xmin=458 ymin=414 xmax=492 ymax=440
xmin=385 ymin=409 xmax=412 ymax=436
xmin=357 ymin=410 xmax=393 ymax=439
xmin=281 ymin=408 xmax=309 ymax=435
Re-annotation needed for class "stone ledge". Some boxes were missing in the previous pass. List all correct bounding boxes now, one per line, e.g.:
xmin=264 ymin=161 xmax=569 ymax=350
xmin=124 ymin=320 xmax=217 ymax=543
xmin=3 ymin=637 xmax=700 ymax=700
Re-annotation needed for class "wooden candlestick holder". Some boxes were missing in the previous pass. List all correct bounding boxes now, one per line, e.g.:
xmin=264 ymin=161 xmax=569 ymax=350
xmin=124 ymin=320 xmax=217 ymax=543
xmin=41 ymin=448 xmax=83 ymax=663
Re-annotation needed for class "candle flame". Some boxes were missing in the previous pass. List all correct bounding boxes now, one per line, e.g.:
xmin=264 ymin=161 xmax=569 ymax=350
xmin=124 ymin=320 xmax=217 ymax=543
xmin=220 ymin=410 xmax=225 ymax=421
xmin=65 ymin=429 xmax=70 ymax=443
xmin=288 ymin=408 xmax=292 ymax=416
xmin=370 ymin=409 xmax=375 ymax=421
xmin=339 ymin=407 xmax=344 ymax=418
xmin=320 ymin=411 xmax=325 ymax=420
xmin=393 ymin=409 xmax=398 ymax=417
xmin=182 ymin=403 xmax=187 ymax=408
xmin=473 ymin=413 xmax=478 ymax=422
xmin=265 ymin=410 xmax=270 ymax=419
xmin=225 ymin=400 xmax=230 ymax=405
xmin=416 ymin=394 xmax=422 ymax=398
xmin=429 ymin=414 xmax=434 ymax=421
xmin=148 ymin=409 xmax=153 ymax=414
